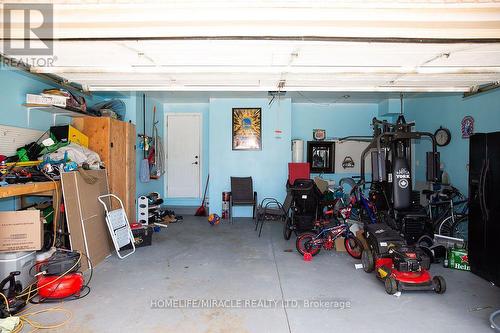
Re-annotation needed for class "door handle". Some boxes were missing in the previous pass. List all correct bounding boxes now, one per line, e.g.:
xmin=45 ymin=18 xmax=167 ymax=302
xmin=479 ymin=159 xmax=486 ymax=221
xmin=483 ymin=159 xmax=490 ymax=221
xmin=192 ymin=161 xmax=198 ymax=165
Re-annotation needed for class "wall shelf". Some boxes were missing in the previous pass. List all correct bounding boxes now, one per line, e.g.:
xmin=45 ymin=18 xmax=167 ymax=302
xmin=23 ymin=105 xmax=90 ymax=127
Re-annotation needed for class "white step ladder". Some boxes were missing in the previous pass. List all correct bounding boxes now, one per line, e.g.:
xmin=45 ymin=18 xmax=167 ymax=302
xmin=98 ymin=194 xmax=135 ymax=259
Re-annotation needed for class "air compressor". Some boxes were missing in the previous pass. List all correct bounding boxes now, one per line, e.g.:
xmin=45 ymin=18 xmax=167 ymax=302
xmin=35 ymin=250 xmax=86 ymax=301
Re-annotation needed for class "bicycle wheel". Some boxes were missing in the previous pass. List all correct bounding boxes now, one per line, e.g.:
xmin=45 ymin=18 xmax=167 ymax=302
xmin=437 ymin=215 xmax=461 ymax=237
xmin=344 ymin=236 xmax=363 ymax=259
xmin=296 ymin=232 xmax=321 ymax=256
xmin=438 ymin=216 xmax=454 ymax=236
xmin=283 ymin=216 xmax=293 ymax=240
xmin=451 ymin=215 xmax=468 ymax=241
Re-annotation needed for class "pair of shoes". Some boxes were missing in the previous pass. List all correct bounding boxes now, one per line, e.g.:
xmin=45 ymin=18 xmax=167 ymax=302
xmin=163 ymin=215 xmax=178 ymax=223
xmin=154 ymin=221 xmax=169 ymax=228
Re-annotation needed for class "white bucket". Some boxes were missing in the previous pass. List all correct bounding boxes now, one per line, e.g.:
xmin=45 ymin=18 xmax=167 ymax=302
xmin=292 ymin=139 xmax=304 ymax=163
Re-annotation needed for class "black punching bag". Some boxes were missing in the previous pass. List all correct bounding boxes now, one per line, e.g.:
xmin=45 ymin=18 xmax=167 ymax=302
xmin=392 ymin=145 xmax=411 ymax=210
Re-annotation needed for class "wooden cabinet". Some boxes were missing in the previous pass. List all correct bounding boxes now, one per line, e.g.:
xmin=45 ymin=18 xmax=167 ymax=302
xmin=73 ymin=117 xmax=136 ymax=223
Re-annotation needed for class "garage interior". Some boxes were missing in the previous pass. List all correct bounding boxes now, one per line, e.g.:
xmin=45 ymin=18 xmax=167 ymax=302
xmin=0 ymin=1 xmax=500 ymax=332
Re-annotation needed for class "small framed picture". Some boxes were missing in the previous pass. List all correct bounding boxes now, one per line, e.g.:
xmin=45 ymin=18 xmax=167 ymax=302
xmin=307 ymin=141 xmax=335 ymax=173
xmin=232 ymin=108 xmax=262 ymax=150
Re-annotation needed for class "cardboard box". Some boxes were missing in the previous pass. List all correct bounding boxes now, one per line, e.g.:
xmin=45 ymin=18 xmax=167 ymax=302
xmin=50 ymin=125 xmax=89 ymax=148
xmin=0 ymin=211 xmax=42 ymax=252
xmin=335 ymin=237 xmax=346 ymax=252
xmin=448 ymin=248 xmax=470 ymax=271
xmin=355 ymin=230 xmax=370 ymax=250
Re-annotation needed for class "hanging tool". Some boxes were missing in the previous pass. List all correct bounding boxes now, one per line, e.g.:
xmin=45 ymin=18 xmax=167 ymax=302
xmin=148 ymin=106 xmax=157 ymax=169
xmin=139 ymin=93 xmax=150 ymax=183
xmin=149 ymin=105 xmax=165 ymax=179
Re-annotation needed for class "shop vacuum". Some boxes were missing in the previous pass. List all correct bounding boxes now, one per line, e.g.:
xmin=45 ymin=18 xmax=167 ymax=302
xmin=0 ymin=272 xmax=27 ymax=318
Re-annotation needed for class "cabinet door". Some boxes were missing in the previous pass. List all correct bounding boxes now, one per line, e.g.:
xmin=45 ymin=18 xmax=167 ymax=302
xmin=468 ymin=133 xmax=487 ymax=278
xmin=73 ymin=117 xmax=111 ymax=168
xmin=125 ymin=122 xmax=136 ymax=223
xmin=108 ymin=120 xmax=128 ymax=212
xmin=486 ymin=132 xmax=500 ymax=285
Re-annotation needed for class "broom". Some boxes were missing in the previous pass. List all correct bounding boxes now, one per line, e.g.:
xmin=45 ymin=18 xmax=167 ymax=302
xmin=195 ymin=175 xmax=209 ymax=216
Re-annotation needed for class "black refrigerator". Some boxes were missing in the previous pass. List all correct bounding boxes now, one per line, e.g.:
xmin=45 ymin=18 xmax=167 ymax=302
xmin=469 ymin=132 xmax=500 ymax=285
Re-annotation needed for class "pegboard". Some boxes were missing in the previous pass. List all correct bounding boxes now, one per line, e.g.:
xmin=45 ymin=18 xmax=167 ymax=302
xmin=334 ymin=140 xmax=372 ymax=174
xmin=0 ymin=125 xmax=44 ymax=156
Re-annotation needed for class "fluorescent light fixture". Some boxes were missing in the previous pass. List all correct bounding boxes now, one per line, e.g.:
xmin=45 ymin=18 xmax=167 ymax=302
xmin=88 ymin=84 xmax=470 ymax=92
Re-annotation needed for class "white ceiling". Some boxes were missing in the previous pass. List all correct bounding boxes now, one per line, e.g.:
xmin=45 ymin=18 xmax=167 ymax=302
xmin=1 ymin=1 xmax=500 ymax=92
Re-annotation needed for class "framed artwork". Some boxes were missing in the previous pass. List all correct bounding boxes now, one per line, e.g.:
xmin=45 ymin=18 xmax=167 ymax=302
xmin=232 ymin=108 xmax=262 ymax=150
xmin=307 ymin=141 xmax=335 ymax=173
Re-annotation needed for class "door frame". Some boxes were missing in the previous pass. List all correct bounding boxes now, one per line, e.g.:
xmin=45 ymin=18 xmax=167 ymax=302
xmin=164 ymin=112 xmax=203 ymax=198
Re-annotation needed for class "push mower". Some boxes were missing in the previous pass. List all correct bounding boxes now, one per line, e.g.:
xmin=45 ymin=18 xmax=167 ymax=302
xmin=361 ymin=223 xmax=446 ymax=295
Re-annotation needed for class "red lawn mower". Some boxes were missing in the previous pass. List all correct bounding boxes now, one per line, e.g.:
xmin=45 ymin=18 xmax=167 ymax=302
xmin=361 ymin=223 xmax=446 ymax=295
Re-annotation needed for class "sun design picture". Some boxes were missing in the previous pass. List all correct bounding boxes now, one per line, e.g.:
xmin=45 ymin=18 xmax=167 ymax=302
xmin=232 ymin=108 xmax=262 ymax=150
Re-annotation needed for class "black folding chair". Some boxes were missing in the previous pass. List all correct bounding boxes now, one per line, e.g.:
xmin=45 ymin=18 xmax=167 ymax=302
xmin=256 ymin=193 xmax=293 ymax=237
xmin=230 ymin=177 xmax=257 ymax=224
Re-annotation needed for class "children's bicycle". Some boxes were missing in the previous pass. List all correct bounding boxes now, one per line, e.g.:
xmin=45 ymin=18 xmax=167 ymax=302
xmin=337 ymin=178 xmax=378 ymax=225
xmin=296 ymin=220 xmax=364 ymax=259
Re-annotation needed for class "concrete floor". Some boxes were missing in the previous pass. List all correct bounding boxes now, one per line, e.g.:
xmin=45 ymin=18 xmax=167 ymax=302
xmin=41 ymin=216 xmax=499 ymax=333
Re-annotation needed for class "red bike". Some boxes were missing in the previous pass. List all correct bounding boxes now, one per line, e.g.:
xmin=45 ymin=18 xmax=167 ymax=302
xmin=296 ymin=221 xmax=363 ymax=259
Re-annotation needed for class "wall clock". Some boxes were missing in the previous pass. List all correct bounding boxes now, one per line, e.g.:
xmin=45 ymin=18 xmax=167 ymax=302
xmin=434 ymin=126 xmax=451 ymax=147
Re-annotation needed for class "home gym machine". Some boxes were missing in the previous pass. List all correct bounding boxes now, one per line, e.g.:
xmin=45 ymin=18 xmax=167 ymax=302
xmin=359 ymin=114 xmax=440 ymax=243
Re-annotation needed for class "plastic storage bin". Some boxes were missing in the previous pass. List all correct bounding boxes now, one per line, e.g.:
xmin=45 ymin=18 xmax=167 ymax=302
xmin=0 ymin=251 xmax=36 ymax=290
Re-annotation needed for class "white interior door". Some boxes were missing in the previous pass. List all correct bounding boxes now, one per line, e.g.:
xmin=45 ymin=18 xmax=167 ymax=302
xmin=166 ymin=114 xmax=201 ymax=198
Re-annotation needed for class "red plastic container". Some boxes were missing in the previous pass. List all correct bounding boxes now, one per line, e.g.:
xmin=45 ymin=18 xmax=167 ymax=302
xmin=288 ymin=163 xmax=310 ymax=186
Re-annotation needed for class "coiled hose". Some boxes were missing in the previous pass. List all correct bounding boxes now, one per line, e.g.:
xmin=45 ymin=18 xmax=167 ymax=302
xmin=491 ymin=309 xmax=500 ymax=331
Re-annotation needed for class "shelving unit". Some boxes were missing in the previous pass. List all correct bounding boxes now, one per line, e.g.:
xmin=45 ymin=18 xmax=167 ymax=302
xmin=23 ymin=105 xmax=90 ymax=127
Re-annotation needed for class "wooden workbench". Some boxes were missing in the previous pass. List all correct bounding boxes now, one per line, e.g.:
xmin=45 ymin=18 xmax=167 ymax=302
xmin=0 ymin=181 xmax=60 ymax=199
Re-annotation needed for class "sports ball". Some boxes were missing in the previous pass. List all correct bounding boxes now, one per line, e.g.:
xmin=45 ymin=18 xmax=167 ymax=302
xmin=208 ymin=213 xmax=221 ymax=226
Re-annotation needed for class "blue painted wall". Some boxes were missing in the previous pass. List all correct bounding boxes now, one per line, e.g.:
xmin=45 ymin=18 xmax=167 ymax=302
xmin=0 ymin=67 xmax=63 ymax=210
xmin=0 ymin=67 xmax=66 ymax=130
xmin=405 ymin=89 xmax=500 ymax=194
xmin=163 ymin=103 xmax=210 ymax=206
xmin=291 ymin=102 xmax=379 ymax=185
xmin=208 ymin=98 xmax=292 ymax=217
